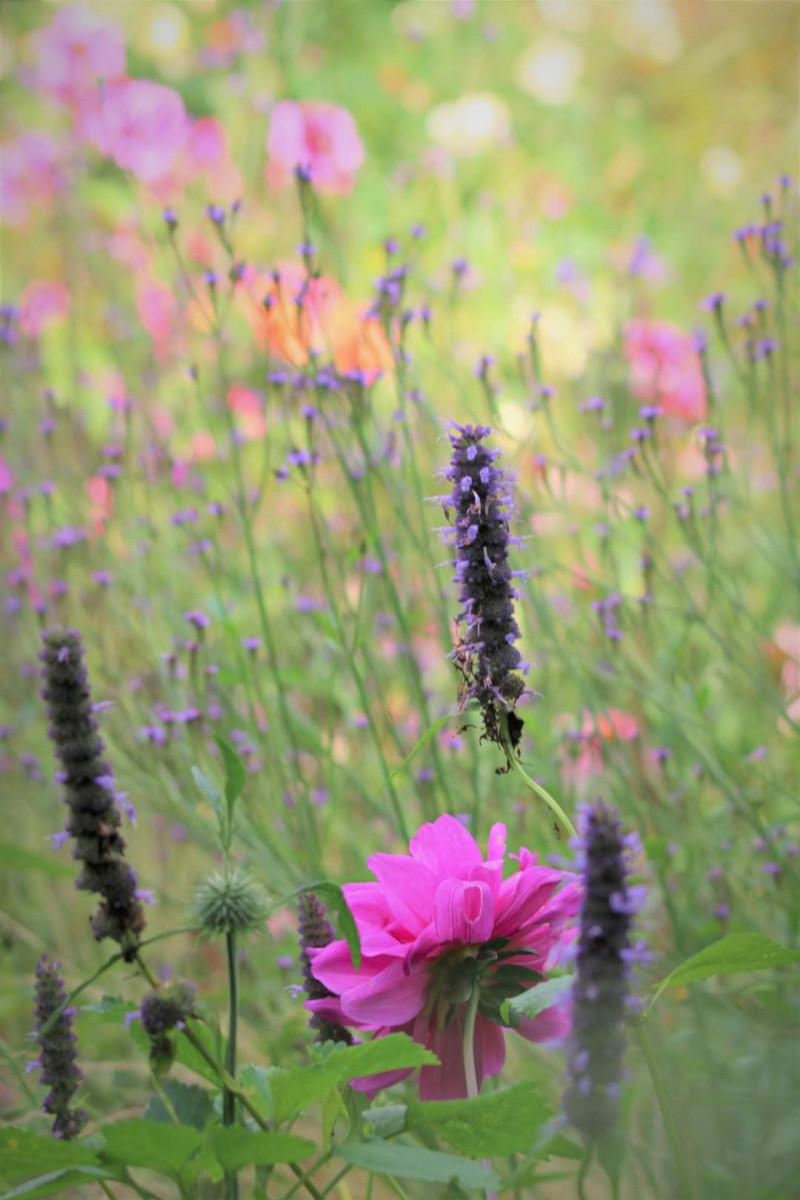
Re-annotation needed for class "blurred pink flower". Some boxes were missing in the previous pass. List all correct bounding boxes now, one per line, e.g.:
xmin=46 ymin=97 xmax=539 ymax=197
xmin=136 ymin=277 xmax=177 ymax=359
xmin=562 ymin=708 xmax=639 ymax=793
xmin=266 ymin=101 xmax=365 ymax=194
xmin=0 ymin=132 xmax=64 ymax=227
xmin=184 ymin=117 xmax=243 ymax=202
xmin=624 ymin=318 xmax=707 ymax=422
xmin=227 ymin=384 xmax=265 ymax=440
xmin=19 ymin=281 xmax=70 ymax=337
xmin=33 ymin=4 xmax=126 ymax=107
xmin=307 ymin=814 xmax=578 ymax=1100
xmin=0 ymin=455 xmax=13 ymax=495
xmin=80 ymin=79 xmax=188 ymax=183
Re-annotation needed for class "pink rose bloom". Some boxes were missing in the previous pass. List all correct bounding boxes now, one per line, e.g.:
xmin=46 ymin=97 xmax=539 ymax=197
xmin=18 ymin=281 xmax=70 ymax=338
xmin=80 ymin=79 xmax=188 ymax=183
xmin=266 ymin=101 xmax=365 ymax=194
xmin=624 ymin=318 xmax=707 ymax=422
xmin=308 ymin=814 xmax=579 ymax=1100
xmin=33 ymin=4 xmax=126 ymax=107
xmin=0 ymin=132 xmax=64 ymax=227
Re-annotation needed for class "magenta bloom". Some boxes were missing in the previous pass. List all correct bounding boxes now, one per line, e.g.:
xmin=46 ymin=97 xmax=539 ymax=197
xmin=307 ymin=815 xmax=579 ymax=1099
xmin=266 ymin=101 xmax=365 ymax=194
xmin=33 ymin=4 xmax=126 ymax=108
xmin=80 ymin=79 xmax=188 ymax=183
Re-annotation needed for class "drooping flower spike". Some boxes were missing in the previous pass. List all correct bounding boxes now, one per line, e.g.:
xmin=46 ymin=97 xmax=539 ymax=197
xmin=39 ymin=627 xmax=146 ymax=959
xmin=564 ymin=802 xmax=646 ymax=1142
xmin=298 ymin=892 xmax=354 ymax=1045
xmin=307 ymin=814 xmax=580 ymax=1099
xmin=441 ymin=423 xmax=526 ymax=750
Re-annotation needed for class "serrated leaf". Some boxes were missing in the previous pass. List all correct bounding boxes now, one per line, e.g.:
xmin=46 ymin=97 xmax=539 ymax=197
xmin=503 ymin=976 xmax=573 ymax=1027
xmin=0 ymin=1129 xmax=101 ymax=1183
xmin=302 ymin=881 xmax=362 ymax=970
xmin=364 ymin=1104 xmax=408 ymax=1139
xmin=0 ymin=1167 xmax=122 ymax=1199
xmin=649 ymin=933 xmax=800 ymax=1010
xmin=0 ymin=842 xmax=74 ymax=880
xmin=210 ymin=1129 xmax=315 ymax=1171
xmin=408 ymin=1082 xmax=552 ymax=1157
xmin=100 ymin=1119 xmax=204 ymax=1175
xmin=267 ymin=1035 xmax=438 ymax=1124
xmin=144 ymin=1081 xmax=216 ymax=1130
xmin=336 ymin=1139 xmax=501 ymax=1188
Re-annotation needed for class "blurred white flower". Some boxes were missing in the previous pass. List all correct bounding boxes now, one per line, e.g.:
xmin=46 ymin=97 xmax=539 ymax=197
xmin=426 ymin=93 xmax=512 ymax=157
xmin=614 ymin=0 xmax=683 ymax=63
xmin=515 ymin=35 xmax=584 ymax=106
xmin=700 ymin=146 xmax=744 ymax=196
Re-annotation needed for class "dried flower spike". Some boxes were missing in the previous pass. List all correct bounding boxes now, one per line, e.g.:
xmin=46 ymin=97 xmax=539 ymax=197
xmin=298 ymin=892 xmax=353 ymax=1045
xmin=442 ymin=422 xmax=525 ymax=749
xmin=564 ymin=802 xmax=645 ymax=1142
xmin=39 ymin=628 xmax=145 ymax=960
xmin=32 ymin=956 xmax=88 ymax=1140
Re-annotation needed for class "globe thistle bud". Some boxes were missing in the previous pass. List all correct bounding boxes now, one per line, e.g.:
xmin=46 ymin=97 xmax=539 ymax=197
xmin=32 ymin=956 xmax=88 ymax=1140
xmin=564 ymin=803 xmax=646 ymax=1142
xmin=194 ymin=867 xmax=270 ymax=935
xmin=298 ymin=892 xmax=353 ymax=1045
xmin=39 ymin=628 xmax=145 ymax=961
xmin=441 ymin=423 xmax=525 ymax=749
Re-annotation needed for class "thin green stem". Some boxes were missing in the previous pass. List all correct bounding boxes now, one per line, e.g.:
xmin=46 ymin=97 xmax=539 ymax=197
xmin=636 ymin=1020 xmax=696 ymax=1200
xmin=462 ymin=985 xmax=498 ymax=1200
xmin=223 ymin=931 xmax=240 ymax=1200
xmin=499 ymin=712 xmax=576 ymax=840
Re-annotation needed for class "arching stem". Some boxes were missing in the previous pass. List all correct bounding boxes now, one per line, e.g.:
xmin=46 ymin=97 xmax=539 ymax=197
xmin=499 ymin=710 xmax=577 ymax=840
xmin=463 ymin=985 xmax=498 ymax=1200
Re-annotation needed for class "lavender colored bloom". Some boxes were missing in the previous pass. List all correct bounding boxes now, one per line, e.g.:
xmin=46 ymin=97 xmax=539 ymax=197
xmin=297 ymin=893 xmax=353 ymax=1045
xmin=32 ymin=956 xmax=88 ymax=1139
xmin=442 ymin=423 xmax=525 ymax=748
xmin=564 ymin=803 xmax=643 ymax=1143
xmin=39 ymin=628 xmax=145 ymax=959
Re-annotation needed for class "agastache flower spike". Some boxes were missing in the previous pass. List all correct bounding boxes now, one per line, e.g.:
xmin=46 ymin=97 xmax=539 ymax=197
xmin=298 ymin=892 xmax=354 ymax=1045
xmin=564 ymin=803 xmax=645 ymax=1142
xmin=39 ymin=628 xmax=146 ymax=960
xmin=32 ymin=956 xmax=88 ymax=1139
xmin=441 ymin=423 xmax=525 ymax=749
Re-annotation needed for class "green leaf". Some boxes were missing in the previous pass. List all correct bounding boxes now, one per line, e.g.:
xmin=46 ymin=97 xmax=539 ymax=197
xmin=144 ymin=1081 xmax=216 ymax=1130
xmin=503 ymin=976 xmax=573 ymax=1027
xmin=191 ymin=766 xmax=224 ymax=826
xmin=336 ymin=1139 xmax=501 ymax=1189
xmin=364 ymin=1104 xmax=408 ymax=1139
xmin=0 ymin=1129 xmax=100 ymax=1183
xmin=131 ymin=1014 xmax=224 ymax=1086
xmin=302 ymin=881 xmax=362 ymax=970
xmin=649 ymin=933 xmax=800 ymax=1009
xmin=210 ymin=1129 xmax=315 ymax=1171
xmin=0 ymin=841 xmax=74 ymax=880
xmin=379 ymin=713 xmax=456 ymax=791
xmin=267 ymin=1035 xmax=438 ymax=1123
xmin=215 ymin=736 xmax=247 ymax=812
xmin=0 ymin=1167 xmax=122 ymax=1199
xmin=408 ymin=1083 xmax=552 ymax=1157
xmin=100 ymin=1119 xmax=205 ymax=1175
xmin=239 ymin=1063 xmax=277 ymax=1112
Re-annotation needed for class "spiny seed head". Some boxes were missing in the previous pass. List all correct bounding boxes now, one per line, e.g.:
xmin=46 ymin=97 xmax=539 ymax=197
xmin=194 ymin=867 xmax=270 ymax=935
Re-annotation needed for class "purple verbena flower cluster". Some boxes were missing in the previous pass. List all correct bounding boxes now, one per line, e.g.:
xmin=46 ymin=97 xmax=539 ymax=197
xmin=39 ymin=628 xmax=146 ymax=960
xmin=564 ymin=802 xmax=645 ymax=1142
xmin=442 ymin=422 xmax=525 ymax=748
xmin=297 ymin=892 xmax=353 ymax=1045
xmin=32 ymin=956 xmax=88 ymax=1140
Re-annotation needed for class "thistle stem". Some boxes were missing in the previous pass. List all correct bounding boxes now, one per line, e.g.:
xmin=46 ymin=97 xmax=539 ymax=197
xmin=499 ymin=711 xmax=576 ymax=840
xmin=462 ymin=985 xmax=498 ymax=1200
xmin=636 ymin=1019 xmax=696 ymax=1200
xmin=223 ymin=930 xmax=239 ymax=1200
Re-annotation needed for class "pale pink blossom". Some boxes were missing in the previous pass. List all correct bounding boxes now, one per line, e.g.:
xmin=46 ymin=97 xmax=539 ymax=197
xmin=18 ymin=281 xmax=70 ymax=338
xmin=308 ymin=814 xmax=579 ymax=1100
xmin=80 ymin=79 xmax=188 ymax=183
xmin=0 ymin=132 xmax=64 ymax=227
xmin=624 ymin=318 xmax=707 ymax=422
xmin=562 ymin=708 xmax=639 ymax=793
xmin=135 ymin=277 xmax=177 ymax=359
xmin=266 ymin=101 xmax=365 ymax=194
xmin=32 ymin=4 xmax=126 ymax=107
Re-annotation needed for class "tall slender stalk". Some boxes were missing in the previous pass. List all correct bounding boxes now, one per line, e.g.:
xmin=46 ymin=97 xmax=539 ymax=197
xmin=636 ymin=1019 xmax=696 ymax=1200
xmin=223 ymin=930 xmax=239 ymax=1200
xmin=462 ymin=985 xmax=498 ymax=1200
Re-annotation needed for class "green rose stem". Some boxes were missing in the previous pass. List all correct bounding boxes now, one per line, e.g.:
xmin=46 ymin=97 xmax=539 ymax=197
xmin=463 ymin=985 xmax=498 ymax=1200
xmin=134 ymin=954 xmax=326 ymax=1200
xmin=635 ymin=1018 xmax=697 ymax=1200
xmin=498 ymin=711 xmax=576 ymax=841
